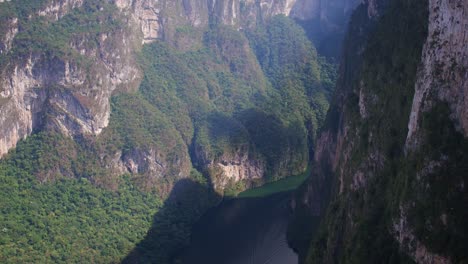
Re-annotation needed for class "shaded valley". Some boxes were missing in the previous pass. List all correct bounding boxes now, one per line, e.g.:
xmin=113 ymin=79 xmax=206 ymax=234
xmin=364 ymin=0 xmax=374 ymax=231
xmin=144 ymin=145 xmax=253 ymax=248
xmin=1 ymin=0 xmax=465 ymax=263
xmin=180 ymin=192 xmax=297 ymax=264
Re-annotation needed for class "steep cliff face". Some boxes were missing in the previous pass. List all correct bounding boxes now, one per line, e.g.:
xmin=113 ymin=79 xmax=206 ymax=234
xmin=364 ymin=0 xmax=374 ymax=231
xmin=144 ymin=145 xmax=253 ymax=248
xmin=113 ymin=0 xmax=298 ymax=44
xmin=0 ymin=17 xmax=17 ymax=55
xmin=0 ymin=0 xmax=339 ymax=194
xmin=406 ymin=0 xmax=468 ymax=148
xmin=0 ymin=36 xmax=141 ymax=153
xmin=0 ymin=0 xmax=141 ymax=158
xmin=37 ymin=0 xmax=85 ymax=19
xmin=0 ymin=0 xmax=352 ymax=263
xmin=291 ymin=0 xmax=468 ymax=263
xmin=112 ymin=0 xmax=359 ymax=44
xmin=394 ymin=0 xmax=467 ymax=262
xmin=0 ymin=0 xmax=360 ymax=202
xmin=194 ymin=143 xmax=266 ymax=190
xmin=291 ymin=0 xmax=359 ymax=21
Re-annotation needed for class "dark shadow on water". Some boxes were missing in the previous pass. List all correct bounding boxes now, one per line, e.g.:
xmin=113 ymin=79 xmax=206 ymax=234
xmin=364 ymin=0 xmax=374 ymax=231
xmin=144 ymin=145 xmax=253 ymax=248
xmin=179 ymin=191 xmax=298 ymax=264
xmin=122 ymin=178 xmax=221 ymax=264
xmin=286 ymin=163 xmax=334 ymax=263
xmin=121 ymin=108 xmax=308 ymax=264
xmin=122 ymin=179 xmax=298 ymax=264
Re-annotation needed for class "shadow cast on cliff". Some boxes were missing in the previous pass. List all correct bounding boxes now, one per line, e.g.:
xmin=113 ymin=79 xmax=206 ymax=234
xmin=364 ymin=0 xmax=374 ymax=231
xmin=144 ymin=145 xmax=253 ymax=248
xmin=122 ymin=108 xmax=311 ymax=264
xmin=122 ymin=178 xmax=221 ymax=264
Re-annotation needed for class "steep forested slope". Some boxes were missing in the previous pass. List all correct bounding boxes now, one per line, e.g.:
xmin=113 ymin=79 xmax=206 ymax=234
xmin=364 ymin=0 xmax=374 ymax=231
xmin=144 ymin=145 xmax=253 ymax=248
xmin=0 ymin=0 xmax=346 ymax=262
xmin=290 ymin=0 xmax=468 ymax=263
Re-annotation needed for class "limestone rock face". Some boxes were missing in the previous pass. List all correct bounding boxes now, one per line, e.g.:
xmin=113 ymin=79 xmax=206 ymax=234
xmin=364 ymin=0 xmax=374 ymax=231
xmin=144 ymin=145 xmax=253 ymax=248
xmin=110 ymin=147 xmax=192 ymax=191
xmin=192 ymin=142 xmax=266 ymax=191
xmin=291 ymin=0 xmax=467 ymax=262
xmin=406 ymin=0 xmax=468 ymax=149
xmin=0 ymin=17 xmax=17 ymax=55
xmin=213 ymin=148 xmax=266 ymax=190
xmin=113 ymin=0 xmax=358 ymax=43
xmin=395 ymin=1 xmax=467 ymax=262
xmin=0 ymin=0 xmax=357 ymax=192
xmin=0 ymin=0 xmax=358 ymax=158
xmin=291 ymin=0 xmax=360 ymax=21
xmin=37 ymin=0 xmax=85 ymax=20
xmin=0 ymin=0 xmax=141 ymax=157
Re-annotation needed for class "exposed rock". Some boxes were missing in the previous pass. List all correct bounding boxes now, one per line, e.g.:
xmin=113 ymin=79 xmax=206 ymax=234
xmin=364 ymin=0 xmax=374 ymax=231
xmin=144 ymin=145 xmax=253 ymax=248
xmin=193 ymin=141 xmax=266 ymax=191
xmin=291 ymin=0 xmax=467 ymax=262
xmin=0 ymin=22 xmax=141 ymax=157
xmin=0 ymin=0 xmax=356 ymax=193
xmin=0 ymin=0 xmax=357 ymax=159
xmin=365 ymin=0 xmax=389 ymax=18
xmin=213 ymin=149 xmax=265 ymax=189
xmin=406 ymin=0 xmax=468 ymax=151
xmin=0 ymin=17 xmax=17 ymax=55
xmin=313 ymin=131 xmax=336 ymax=167
xmin=358 ymin=80 xmax=369 ymax=118
xmin=113 ymin=0 xmax=359 ymax=44
xmin=120 ymin=148 xmax=190 ymax=177
xmin=292 ymin=0 xmax=360 ymax=21
xmin=393 ymin=207 xmax=452 ymax=264
xmin=37 ymin=0 xmax=85 ymax=21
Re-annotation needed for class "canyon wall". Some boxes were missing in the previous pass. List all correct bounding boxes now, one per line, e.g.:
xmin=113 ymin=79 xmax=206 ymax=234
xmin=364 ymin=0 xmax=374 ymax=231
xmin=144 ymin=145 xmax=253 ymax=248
xmin=290 ymin=0 xmax=468 ymax=263
xmin=0 ymin=0 xmax=359 ymax=193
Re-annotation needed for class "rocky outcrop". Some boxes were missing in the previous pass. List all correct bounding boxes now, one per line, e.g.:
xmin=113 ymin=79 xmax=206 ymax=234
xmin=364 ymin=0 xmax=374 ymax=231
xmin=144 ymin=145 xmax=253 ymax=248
xmin=212 ymin=149 xmax=265 ymax=190
xmin=107 ymin=147 xmax=192 ymax=192
xmin=393 ymin=206 xmax=452 ymax=264
xmin=0 ymin=17 xmax=17 ymax=55
xmin=291 ymin=0 xmax=359 ymax=21
xmin=115 ymin=0 xmax=297 ymax=43
xmin=291 ymin=0 xmax=467 ymax=263
xmin=192 ymin=141 xmax=265 ymax=191
xmin=113 ymin=0 xmax=359 ymax=43
xmin=0 ymin=0 xmax=356 ymax=158
xmin=0 ymin=2 xmax=141 ymax=157
xmin=396 ymin=0 xmax=467 ymax=261
xmin=37 ymin=0 xmax=85 ymax=21
xmin=0 ymin=0 xmax=353 ymax=195
xmin=406 ymin=0 xmax=468 ymax=150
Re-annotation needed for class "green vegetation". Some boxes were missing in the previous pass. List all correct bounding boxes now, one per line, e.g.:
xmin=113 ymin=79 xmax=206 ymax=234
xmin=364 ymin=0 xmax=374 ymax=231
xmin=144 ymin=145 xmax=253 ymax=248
xmin=3 ymin=2 xmax=335 ymax=189
xmin=123 ymin=174 xmax=220 ymax=264
xmin=0 ymin=2 xmax=337 ymax=263
xmin=397 ymin=103 xmax=468 ymax=262
xmin=246 ymin=15 xmax=336 ymax=139
xmin=301 ymin=0 xmax=433 ymax=263
xmin=0 ymin=0 xmax=51 ymax=20
xmin=237 ymin=166 xmax=310 ymax=198
xmin=0 ymin=134 xmax=163 ymax=263
xmin=0 ymin=133 xmax=219 ymax=263
xmin=1 ymin=0 xmax=123 ymax=72
xmin=135 ymin=20 xmax=335 ymax=187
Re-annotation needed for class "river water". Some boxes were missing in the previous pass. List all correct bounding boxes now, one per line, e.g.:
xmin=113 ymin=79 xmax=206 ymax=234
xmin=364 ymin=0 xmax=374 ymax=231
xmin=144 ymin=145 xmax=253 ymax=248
xmin=180 ymin=192 xmax=298 ymax=264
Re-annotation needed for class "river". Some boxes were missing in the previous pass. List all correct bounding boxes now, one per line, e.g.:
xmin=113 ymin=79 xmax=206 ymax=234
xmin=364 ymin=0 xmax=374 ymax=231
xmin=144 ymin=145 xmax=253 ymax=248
xmin=180 ymin=192 xmax=298 ymax=264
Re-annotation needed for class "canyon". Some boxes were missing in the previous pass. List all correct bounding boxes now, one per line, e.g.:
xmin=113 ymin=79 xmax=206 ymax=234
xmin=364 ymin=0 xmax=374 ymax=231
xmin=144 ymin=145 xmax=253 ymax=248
xmin=0 ymin=0 xmax=466 ymax=263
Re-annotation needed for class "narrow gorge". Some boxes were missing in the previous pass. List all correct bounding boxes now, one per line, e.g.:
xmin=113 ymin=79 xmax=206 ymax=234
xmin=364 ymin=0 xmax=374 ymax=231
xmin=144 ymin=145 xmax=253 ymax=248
xmin=0 ymin=0 xmax=466 ymax=263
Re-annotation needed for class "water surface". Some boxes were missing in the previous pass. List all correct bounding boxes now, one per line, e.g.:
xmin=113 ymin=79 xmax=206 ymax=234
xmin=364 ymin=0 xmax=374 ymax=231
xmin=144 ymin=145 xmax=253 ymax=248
xmin=181 ymin=192 xmax=297 ymax=264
